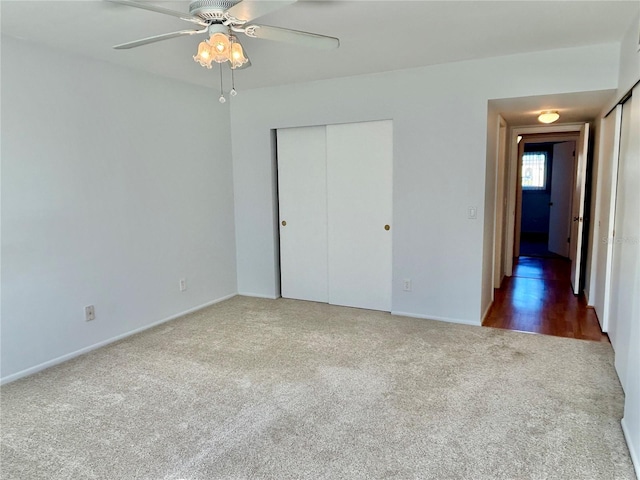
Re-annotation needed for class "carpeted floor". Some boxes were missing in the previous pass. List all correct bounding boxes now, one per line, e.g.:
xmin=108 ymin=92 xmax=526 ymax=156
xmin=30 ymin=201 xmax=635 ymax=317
xmin=1 ymin=296 xmax=635 ymax=479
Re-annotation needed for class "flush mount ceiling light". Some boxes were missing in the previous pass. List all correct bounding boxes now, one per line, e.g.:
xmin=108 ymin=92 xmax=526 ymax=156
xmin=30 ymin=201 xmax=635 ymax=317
xmin=538 ymin=111 xmax=560 ymax=124
xmin=108 ymin=0 xmax=340 ymax=103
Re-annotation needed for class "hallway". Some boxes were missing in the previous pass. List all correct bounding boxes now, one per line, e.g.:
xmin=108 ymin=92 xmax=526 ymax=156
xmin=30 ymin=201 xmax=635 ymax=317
xmin=483 ymin=256 xmax=608 ymax=342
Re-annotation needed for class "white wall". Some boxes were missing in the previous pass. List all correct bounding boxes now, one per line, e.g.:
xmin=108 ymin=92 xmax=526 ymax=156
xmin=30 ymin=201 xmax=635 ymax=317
xmin=231 ymin=43 xmax=620 ymax=325
xmin=1 ymin=37 xmax=238 ymax=382
xmin=483 ymin=103 xmax=499 ymax=315
xmin=617 ymin=12 xmax=640 ymax=99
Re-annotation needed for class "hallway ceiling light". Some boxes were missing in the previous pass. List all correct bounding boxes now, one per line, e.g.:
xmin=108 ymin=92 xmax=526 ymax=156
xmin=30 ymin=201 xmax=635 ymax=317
xmin=538 ymin=111 xmax=560 ymax=124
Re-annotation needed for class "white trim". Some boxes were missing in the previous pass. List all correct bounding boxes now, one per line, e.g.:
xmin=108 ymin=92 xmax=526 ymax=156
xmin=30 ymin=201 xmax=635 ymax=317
xmin=391 ymin=311 xmax=480 ymax=327
xmin=0 ymin=293 xmax=237 ymax=385
xmin=493 ymin=115 xmax=508 ymax=290
xmin=481 ymin=300 xmax=493 ymax=324
xmin=238 ymin=292 xmax=280 ymax=299
xmin=622 ymin=417 xmax=640 ymax=478
xmin=505 ymin=124 xmax=584 ymax=276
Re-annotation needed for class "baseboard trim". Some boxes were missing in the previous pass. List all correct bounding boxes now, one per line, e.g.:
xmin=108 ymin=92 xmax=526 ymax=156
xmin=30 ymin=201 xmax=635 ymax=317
xmin=0 ymin=293 xmax=237 ymax=386
xmin=238 ymin=292 xmax=280 ymax=300
xmin=391 ymin=311 xmax=480 ymax=327
xmin=622 ymin=417 xmax=640 ymax=477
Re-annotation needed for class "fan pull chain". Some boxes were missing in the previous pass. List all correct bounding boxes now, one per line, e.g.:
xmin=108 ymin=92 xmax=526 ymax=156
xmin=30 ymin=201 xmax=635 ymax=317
xmin=230 ymin=66 xmax=237 ymax=97
xmin=218 ymin=63 xmax=226 ymax=104
xmin=229 ymin=34 xmax=238 ymax=97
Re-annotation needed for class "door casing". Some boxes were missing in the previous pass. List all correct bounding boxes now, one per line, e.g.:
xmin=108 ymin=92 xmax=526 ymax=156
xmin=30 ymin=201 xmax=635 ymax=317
xmin=502 ymin=124 xmax=588 ymax=285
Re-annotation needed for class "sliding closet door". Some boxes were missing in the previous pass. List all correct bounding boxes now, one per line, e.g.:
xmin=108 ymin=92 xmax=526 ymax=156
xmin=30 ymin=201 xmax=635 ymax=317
xmin=277 ymin=126 xmax=328 ymax=302
xmin=326 ymin=120 xmax=393 ymax=311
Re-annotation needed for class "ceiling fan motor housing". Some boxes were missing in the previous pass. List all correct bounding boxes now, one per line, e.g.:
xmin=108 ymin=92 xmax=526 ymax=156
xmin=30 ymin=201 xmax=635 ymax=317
xmin=189 ymin=0 xmax=242 ymax=20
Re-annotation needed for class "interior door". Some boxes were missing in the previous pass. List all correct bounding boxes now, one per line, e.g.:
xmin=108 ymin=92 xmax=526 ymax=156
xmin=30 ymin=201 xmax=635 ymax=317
xmin=326 ymin=120 xmax=393 ymax=311
xmin=277 ymin=126 xmax=328 ymax=302
xmin=609 ymin=91 xmax=639 ymax=389
xmin=547 ymin=141 xmax=575 ymax=257
xmin=601 ymin=105 xmax=623 ymax=331
xmin=569 ymin=124 xmax=590 ymax=294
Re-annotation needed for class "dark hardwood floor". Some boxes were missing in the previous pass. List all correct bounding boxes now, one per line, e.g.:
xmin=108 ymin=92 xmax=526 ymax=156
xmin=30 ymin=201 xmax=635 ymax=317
xmin=483 ymin=256 xmax=608 ymax=342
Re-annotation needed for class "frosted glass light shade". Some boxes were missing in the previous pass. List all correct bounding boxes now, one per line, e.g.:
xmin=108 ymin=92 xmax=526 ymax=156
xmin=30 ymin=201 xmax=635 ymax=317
xmin=209 ymin=33 xmax=231 ymax=63
xmin=193 ymin=41 xmax=213 ymax=68
xmin=538 ymin=111 xmax=560 ymax=124
xmin=230 ymin=42 xmax=248 ymax=69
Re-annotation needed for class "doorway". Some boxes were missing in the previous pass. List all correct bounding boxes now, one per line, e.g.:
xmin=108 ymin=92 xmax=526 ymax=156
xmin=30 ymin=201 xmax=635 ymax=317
xmin=502 ymin=124 xmax=590 ymax=295
xmin=486 ymin=127 xmax=602 ymax=340
xmin=518 ymin=139 xmax=576 ymax=259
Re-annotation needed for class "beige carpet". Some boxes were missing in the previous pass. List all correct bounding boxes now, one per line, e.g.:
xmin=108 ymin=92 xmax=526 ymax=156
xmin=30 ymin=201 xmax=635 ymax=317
xmin=1 ymin=296 xmax=635 ymax=479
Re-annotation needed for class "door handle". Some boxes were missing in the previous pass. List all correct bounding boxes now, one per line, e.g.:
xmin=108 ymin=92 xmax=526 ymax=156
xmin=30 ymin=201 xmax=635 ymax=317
xmin=573 ymin=217 xmax=579 ymax=222
xmin=384 ymin=225 xmax=390 ymax=231
xmin=549 ymin=202 xmax=554 ymax=206
xmin=281 ymin=220 xmax=287 ymax=226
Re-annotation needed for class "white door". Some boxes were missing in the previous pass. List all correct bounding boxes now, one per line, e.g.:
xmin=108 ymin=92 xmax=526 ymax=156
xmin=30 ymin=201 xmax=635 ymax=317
xmin=609 ymin=91 xmax=639 ymax=390
xmin=277 ymin=126 xmax=328 ymax=302
xmin=326 ymin=120 xmax=393 ymax=311
xmin=547 ymin=141 xmax=575 ymax=257
xmin=569 ymin=124 xmax=590 ymax=294
xmin=601 ymin=105 xmax=624 ymax=331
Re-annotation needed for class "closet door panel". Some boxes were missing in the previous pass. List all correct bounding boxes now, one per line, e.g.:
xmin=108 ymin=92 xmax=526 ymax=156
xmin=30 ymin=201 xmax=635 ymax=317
xmin=277 ymin=126 xmax=328 ymax=302
xmin=326 ymin=120 xmax=393 ymax=311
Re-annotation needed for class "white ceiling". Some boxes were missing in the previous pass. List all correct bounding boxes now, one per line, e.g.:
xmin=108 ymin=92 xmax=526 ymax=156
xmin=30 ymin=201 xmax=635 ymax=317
xmin=490 ymin=90 xmax=618 ymax=126
xmin=1 ymin=0 xmax=638 ymax=92
xmin=1 ymin=0 xmax=637 ymax=125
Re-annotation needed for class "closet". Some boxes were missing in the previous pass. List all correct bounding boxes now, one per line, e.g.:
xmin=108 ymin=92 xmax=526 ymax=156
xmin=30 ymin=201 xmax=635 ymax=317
xmin=277 ymin=120 xmax=393 ymax=311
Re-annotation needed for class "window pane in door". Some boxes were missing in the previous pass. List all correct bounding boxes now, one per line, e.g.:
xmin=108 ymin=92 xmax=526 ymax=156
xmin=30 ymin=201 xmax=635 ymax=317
xmin=522 ymin=152 xmax=547 ymax=189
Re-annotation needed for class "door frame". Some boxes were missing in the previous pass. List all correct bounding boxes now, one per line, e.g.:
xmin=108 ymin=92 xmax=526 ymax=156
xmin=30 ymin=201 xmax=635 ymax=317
xmin=493 ymin=116 xmax=508 ymax=289
xmin=504 ymin=124 xmax=586 ymax=277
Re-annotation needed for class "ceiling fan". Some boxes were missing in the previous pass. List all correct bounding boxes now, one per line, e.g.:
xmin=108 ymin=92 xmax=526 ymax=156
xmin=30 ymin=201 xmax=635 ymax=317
xmin=108 ymin=0 xmax=340 ymax=101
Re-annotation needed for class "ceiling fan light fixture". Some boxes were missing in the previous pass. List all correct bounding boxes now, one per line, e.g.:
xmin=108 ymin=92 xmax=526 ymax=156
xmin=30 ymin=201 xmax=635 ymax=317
xmin=110 ymin=0 xmax=339 ymax=104
xmin=193 ymin=40 xmax=214 ymax=68
xmin=230 ymin=41 xmax=248 ymax=68
xmin=538 ymin=110 xmax=560 ymax=124
xmin=208 ymin=32 xmax=231 ymax=62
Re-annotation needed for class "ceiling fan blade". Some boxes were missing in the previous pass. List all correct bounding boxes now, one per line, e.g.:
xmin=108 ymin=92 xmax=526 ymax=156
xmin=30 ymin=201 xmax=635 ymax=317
xmin=114 ymin=29 xmax=207 ymax=49
xmin=244 ymin=25 xmax=339 ymax=49
xmin=225 ymin=1 xmax=296 ymax=23
xmin=105 ymin=0 xmax=208 ymax=26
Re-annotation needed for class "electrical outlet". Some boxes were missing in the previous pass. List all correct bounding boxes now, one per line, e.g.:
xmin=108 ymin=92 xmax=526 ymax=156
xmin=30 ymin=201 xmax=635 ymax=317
xmin=85 ymin=305 xmax=96 ymax=322
xmin=179 ymin=278 xmax=187 ymax=292
xmin=468 ymin=206 xmax=477 ymax=219
xmin=403 ymin=279 xmax=412 ymax=292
